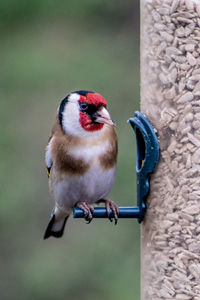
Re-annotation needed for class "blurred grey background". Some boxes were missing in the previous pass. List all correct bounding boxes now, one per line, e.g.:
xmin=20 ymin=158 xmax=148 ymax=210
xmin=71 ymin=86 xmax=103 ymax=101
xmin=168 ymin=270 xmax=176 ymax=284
xmin=1 ymin=1 xmax=140 ymax=299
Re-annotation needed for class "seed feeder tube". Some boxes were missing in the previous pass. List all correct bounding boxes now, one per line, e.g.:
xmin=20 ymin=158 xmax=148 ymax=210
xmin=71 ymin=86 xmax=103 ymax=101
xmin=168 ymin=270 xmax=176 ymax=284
xmin=140 ymin=0 xmax=200 ymax=299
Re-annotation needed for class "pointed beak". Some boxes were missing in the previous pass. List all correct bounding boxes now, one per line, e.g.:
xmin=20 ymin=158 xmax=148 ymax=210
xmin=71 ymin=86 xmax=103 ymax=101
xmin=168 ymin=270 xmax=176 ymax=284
xmin=95 ymin=107 xmax=115 ymax=126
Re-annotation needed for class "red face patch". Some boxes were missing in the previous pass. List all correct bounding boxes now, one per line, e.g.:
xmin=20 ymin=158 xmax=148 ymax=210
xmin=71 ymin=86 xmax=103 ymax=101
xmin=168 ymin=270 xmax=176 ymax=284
xmin=79 ymin=112 xmax=104 ymax=132
xmin=78 ymin=93 xmax=106 ymax=132
xmin=78 ymin=93 xmax=107 ymax=107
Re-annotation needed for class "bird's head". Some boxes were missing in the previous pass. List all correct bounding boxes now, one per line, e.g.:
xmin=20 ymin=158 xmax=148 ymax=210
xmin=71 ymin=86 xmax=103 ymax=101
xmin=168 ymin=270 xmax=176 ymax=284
xmin=58 ymin=90 xmax=114 ymax=137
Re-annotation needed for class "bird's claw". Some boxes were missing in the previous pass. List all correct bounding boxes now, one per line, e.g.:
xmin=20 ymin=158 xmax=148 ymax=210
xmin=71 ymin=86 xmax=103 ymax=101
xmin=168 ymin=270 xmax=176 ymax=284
xmin=75 ymin=202 xmax=94 ymax=224
xmin=104 ymin=199 xmax=119 ymax=225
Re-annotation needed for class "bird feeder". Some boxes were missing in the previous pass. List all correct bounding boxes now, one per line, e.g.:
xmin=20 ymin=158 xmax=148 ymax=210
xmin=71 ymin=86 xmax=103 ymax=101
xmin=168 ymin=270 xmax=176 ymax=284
xmin=140 ymin=0 xmax=200 ymax=299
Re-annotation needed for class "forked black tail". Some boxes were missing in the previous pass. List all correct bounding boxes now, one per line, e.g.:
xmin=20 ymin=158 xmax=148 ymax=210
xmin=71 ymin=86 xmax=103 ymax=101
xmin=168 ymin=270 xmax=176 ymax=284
xmin=44 ymin=214 xmax=69 ymax=239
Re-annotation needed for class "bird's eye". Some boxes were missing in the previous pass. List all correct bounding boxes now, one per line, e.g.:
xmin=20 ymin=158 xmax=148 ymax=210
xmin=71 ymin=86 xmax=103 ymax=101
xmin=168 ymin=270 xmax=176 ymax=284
xmin=80 ymin=102 xmax=88 ymax=111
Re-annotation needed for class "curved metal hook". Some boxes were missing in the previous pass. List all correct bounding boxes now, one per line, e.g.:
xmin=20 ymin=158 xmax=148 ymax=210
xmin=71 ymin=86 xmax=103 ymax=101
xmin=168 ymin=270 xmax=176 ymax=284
xmin=129 ymin=111 xmax=159 ymax=222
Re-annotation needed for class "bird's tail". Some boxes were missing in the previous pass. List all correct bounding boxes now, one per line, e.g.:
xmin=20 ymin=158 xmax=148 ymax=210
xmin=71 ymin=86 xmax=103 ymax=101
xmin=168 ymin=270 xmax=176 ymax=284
xmin=44 ymin=208 xmax=69 ymax=239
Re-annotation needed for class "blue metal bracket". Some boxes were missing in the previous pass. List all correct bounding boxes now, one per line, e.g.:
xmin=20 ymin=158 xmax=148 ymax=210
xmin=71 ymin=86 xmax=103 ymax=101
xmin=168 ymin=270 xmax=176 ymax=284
xmin=129 ymin=111 xmax=159 ymax=222
xmin=73 ymin=111 xmax=159 ymax=223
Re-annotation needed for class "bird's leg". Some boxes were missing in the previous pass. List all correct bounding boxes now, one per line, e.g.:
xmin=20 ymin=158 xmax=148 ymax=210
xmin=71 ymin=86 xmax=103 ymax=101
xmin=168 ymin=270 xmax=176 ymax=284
xmin=96 ymin=199 xmax=119 ymax=225
xmin=75 ymin=202 xmax=94 ymax=224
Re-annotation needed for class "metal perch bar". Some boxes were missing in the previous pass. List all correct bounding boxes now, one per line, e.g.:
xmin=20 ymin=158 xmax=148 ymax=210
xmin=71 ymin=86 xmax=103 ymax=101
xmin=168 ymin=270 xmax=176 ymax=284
xmin=73 ymin=206 xmax=140 ymax=218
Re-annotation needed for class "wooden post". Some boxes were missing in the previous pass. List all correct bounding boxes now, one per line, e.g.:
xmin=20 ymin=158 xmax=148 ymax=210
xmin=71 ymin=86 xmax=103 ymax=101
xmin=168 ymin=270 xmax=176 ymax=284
xmin=140 ymin=0 xmax=200 ymax=299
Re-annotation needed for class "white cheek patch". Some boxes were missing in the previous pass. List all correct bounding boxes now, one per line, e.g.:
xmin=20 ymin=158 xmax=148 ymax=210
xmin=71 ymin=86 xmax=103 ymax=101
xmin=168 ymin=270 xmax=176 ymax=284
xmin=62 ymin=100 xmax=82 ymax=136
xmin=61 ymin=92 xmax=107 ymax=137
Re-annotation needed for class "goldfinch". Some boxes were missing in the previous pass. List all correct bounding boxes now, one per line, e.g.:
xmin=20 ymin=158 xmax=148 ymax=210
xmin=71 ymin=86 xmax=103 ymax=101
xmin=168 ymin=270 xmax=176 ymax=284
xmin=44 ymin=90 xmax=118 ymax=239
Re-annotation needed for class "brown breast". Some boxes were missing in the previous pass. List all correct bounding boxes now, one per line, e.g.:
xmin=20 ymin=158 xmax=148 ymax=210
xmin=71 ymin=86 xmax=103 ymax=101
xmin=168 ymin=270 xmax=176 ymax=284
xmin=49 ymin=114 xmax=118 ymax=176
xmin=98 ymin=126 xmax=118 ymax=170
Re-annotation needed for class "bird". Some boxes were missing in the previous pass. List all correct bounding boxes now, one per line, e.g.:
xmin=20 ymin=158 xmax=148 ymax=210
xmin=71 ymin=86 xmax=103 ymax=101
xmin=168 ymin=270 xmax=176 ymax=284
xmin=44 ymin=90 xmax=118 ymax=239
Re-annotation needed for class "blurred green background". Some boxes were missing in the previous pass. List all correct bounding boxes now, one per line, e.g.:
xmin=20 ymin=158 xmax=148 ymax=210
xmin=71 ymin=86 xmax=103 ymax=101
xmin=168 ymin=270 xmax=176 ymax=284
xmin=1 ymin=1 xmax=140 ymax=299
